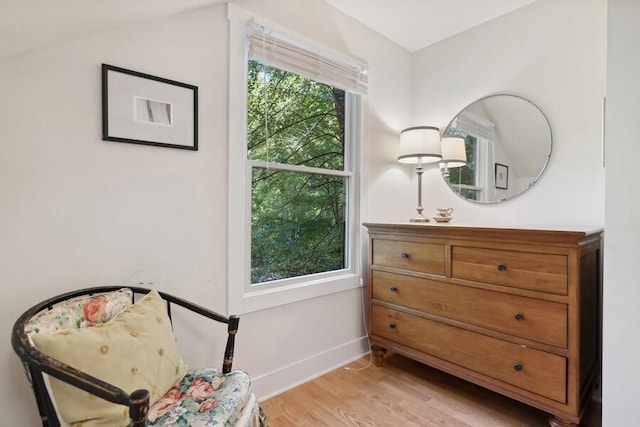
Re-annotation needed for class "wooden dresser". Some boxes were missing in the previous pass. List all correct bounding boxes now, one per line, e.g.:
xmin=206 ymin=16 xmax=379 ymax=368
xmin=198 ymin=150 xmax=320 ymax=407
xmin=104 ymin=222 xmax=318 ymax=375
xmin=364 ymin=223 xmax=602 ymax=427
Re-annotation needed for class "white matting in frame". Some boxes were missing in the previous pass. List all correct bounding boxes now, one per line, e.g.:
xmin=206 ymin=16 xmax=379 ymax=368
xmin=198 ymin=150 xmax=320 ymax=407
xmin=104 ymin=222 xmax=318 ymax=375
xmin=102 ymin=64 xmax=198 ymax=150
xmin=495 ymin=162 xmax=509 ymax=190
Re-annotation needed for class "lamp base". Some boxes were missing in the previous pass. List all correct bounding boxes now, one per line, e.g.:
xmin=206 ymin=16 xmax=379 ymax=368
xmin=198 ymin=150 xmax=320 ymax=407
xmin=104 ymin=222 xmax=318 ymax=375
xmin=409 ymin=214 xmax=430 ymax=223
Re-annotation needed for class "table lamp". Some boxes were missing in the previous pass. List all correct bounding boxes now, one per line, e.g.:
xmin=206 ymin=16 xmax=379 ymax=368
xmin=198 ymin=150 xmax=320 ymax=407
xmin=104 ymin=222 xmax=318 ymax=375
xmin=397 ymin=126 xmax=442 ymax=222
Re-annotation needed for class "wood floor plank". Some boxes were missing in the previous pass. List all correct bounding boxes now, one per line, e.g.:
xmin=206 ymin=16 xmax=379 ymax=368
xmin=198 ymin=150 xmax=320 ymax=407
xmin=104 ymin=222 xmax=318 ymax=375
xmin=261 ymin=353 xmax=602 ymax=427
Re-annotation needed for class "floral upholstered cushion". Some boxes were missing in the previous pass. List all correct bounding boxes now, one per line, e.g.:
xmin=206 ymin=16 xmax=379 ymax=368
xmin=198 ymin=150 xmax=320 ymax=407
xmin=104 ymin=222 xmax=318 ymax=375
xmin=148 ymin=368 xmax=252 ymax=426
xmin=25 ymin=288 xmax=133 ymax=336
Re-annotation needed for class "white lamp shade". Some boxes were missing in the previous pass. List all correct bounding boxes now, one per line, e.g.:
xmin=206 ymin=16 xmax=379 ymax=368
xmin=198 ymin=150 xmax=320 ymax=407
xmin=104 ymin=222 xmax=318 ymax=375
xmin=439 ymin=136 xmax=467 ymax=168
xmin=397 ymin=126 xmax=442 ymax=164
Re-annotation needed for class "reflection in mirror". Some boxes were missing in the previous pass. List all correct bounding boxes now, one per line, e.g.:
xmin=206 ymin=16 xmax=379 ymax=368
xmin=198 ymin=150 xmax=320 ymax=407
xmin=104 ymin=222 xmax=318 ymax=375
xmin=442 ymin=94 xmax=552 ymax=203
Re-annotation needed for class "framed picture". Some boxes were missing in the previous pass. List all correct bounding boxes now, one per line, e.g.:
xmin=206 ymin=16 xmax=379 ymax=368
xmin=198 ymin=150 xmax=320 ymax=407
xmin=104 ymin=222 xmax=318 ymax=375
xmin=102 ymin=64 xmax=198 ymax=150
xmin=495 ymin=163 xmax=509 ymax=190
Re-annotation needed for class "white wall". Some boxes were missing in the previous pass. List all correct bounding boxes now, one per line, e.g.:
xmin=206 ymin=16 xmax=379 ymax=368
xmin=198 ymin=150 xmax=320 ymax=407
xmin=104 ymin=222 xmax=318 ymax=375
xmin=603 ymin=0 xmax=640 ymax=424
xmin=0 ymin=9 xmax=230 ymax=425
xmin=0 ymin=1 xmax=411 ymax=425
xmin=368 ymin=0 xmax=606 ymax=228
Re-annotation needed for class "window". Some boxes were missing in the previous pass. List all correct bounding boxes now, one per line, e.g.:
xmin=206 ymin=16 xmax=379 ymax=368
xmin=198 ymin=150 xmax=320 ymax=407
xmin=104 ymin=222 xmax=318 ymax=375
xmin=227 ymin=5 xmax=367 ymax=313
xmin=247 ymin=60 xmax=350 ymax=285
xmin=448 ymin=135 xmax=484 ymax=200
xmin=446 ymin=112 xmax=494 ymax=202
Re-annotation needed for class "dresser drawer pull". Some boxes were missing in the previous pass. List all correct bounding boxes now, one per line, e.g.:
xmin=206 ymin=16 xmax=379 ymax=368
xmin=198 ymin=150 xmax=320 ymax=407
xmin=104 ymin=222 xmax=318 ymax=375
xmin=389 ymin=323 xmax=397 ymax=329
xmin=389 ymin=286 xmax=398 ymax=293
xmin=514 ymin=313 xmax=524 ymax=321
xmin=497 ymin=264 xmax=506 ymax=271
xmin=513 ymin=363 xmax=523 ymax=372
xmin=400 ymin=252 xmax=409 ymax=259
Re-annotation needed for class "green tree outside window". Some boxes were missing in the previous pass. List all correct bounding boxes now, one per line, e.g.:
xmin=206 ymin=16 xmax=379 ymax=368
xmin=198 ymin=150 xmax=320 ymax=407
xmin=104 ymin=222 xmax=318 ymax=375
xmin=247 ymin=60 xmax=347 ymax=283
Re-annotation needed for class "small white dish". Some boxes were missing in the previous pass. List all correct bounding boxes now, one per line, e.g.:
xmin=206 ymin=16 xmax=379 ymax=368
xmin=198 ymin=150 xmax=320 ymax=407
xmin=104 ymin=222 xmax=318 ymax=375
xmin=433 ymin=216 xmax=453 ymax=223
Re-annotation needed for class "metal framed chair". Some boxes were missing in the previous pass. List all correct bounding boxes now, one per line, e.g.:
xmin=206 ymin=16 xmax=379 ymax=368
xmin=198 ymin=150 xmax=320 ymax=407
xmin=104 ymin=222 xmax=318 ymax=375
xmin=12 ymin=286 xmax=266 ymax=427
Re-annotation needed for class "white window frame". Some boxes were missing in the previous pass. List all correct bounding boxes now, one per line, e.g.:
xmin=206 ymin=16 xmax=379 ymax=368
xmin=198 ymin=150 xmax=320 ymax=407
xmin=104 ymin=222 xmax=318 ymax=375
xmin=449 ymin=112 xmax=495 ymax=203
xmin=449 ymin=137 xmax=491 ymax=202
xmin=227 ymin=4 xmax=362 ymax=314
xmin=475 ymin=137 xmax=491 ymax=202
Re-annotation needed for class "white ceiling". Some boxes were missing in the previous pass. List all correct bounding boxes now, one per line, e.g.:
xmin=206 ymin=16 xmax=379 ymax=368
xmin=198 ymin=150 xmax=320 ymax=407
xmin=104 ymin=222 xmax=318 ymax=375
xmin=0 ymin=0 xmax=537 ymax=59
xmin=324 ymin=0 xmax=539 ymax=52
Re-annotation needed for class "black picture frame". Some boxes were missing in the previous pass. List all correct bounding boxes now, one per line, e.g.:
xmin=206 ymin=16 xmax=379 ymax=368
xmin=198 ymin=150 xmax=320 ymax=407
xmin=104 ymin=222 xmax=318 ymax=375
xmin=495 ymin=163 xmax=509 ymax=189
xmin=102 ymin=64 xmax=198 ymax=150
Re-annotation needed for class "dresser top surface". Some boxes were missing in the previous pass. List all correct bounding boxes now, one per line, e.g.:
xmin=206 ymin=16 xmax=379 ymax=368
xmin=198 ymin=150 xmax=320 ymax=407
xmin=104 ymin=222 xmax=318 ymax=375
xmin=363 ymin=222 xmax=603 ymax=246
xmin=364 ymin=222 xmax=602 ymax=234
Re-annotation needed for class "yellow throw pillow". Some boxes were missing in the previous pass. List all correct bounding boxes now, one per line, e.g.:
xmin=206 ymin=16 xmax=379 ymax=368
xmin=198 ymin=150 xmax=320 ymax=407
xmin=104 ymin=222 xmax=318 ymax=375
xmin=32 ymin=290 xmax=187 ymax=426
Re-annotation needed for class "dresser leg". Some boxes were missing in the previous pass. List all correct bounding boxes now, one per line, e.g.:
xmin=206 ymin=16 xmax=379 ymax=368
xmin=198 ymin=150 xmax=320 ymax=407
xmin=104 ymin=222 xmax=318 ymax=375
xmin=548 ymin=415 xmax=577 ymax=427
xmin=371 ymin=345 xmax=387 ymax=367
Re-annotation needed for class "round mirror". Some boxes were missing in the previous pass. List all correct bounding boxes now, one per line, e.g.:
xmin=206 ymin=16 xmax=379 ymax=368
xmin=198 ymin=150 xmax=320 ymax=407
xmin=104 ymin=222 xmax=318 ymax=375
xmin=442 ymin=94 xmax=552 ymax=203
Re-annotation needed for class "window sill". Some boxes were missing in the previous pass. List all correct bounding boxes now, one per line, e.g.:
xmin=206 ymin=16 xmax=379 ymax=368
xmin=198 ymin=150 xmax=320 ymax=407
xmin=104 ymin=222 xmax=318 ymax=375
xmin=229 ymin=273 xmax=362 ymax=314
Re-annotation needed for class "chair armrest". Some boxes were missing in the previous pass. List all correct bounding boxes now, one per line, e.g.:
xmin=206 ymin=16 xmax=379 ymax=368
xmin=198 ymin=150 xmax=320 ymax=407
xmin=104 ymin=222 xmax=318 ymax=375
xmin=12 ymin=307 xmax=132 ymax=407
xmin=153 ymin=289 xmax=240 ymax=373
xmin=156 ymin=290 xmax=231 ymax=324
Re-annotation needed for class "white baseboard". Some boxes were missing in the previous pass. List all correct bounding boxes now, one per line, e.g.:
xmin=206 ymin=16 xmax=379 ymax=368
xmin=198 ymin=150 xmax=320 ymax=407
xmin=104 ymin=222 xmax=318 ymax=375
xmin=251 ymin=336 xmax=370 ymax=401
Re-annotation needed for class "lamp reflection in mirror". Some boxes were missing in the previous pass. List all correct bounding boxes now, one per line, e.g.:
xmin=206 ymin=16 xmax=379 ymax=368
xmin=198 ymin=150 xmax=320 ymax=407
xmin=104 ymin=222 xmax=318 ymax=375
xmin=398 ymin=126 xmax=442 ymax=222
xmin=439 ymin=136 xmax=467 ymax=180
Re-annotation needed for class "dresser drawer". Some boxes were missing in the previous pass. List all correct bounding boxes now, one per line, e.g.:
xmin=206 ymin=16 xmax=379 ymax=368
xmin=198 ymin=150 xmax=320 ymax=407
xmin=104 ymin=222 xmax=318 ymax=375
xmin=371 ymin=305 xmax=567 ymax=402
xmin=451 ymin=246 xmax=568 ymax=294
xmin=372 ymin=270 xmax=567 ymax=348
xmin=372 ymin=239 xmax=445 ymax=275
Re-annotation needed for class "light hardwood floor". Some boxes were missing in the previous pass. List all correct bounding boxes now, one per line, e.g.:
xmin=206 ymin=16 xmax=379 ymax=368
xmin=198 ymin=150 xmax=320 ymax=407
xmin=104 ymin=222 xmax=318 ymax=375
xmin=261 ymin=353 xmax=601 ymax=427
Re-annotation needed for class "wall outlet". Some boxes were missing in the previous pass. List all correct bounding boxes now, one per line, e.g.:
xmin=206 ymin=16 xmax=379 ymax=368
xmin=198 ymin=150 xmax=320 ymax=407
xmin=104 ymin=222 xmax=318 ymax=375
xmin=136 ymin=281 xmax=155 ymax=288
xmin=126 ymin=271 xmax=159 ymax=288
